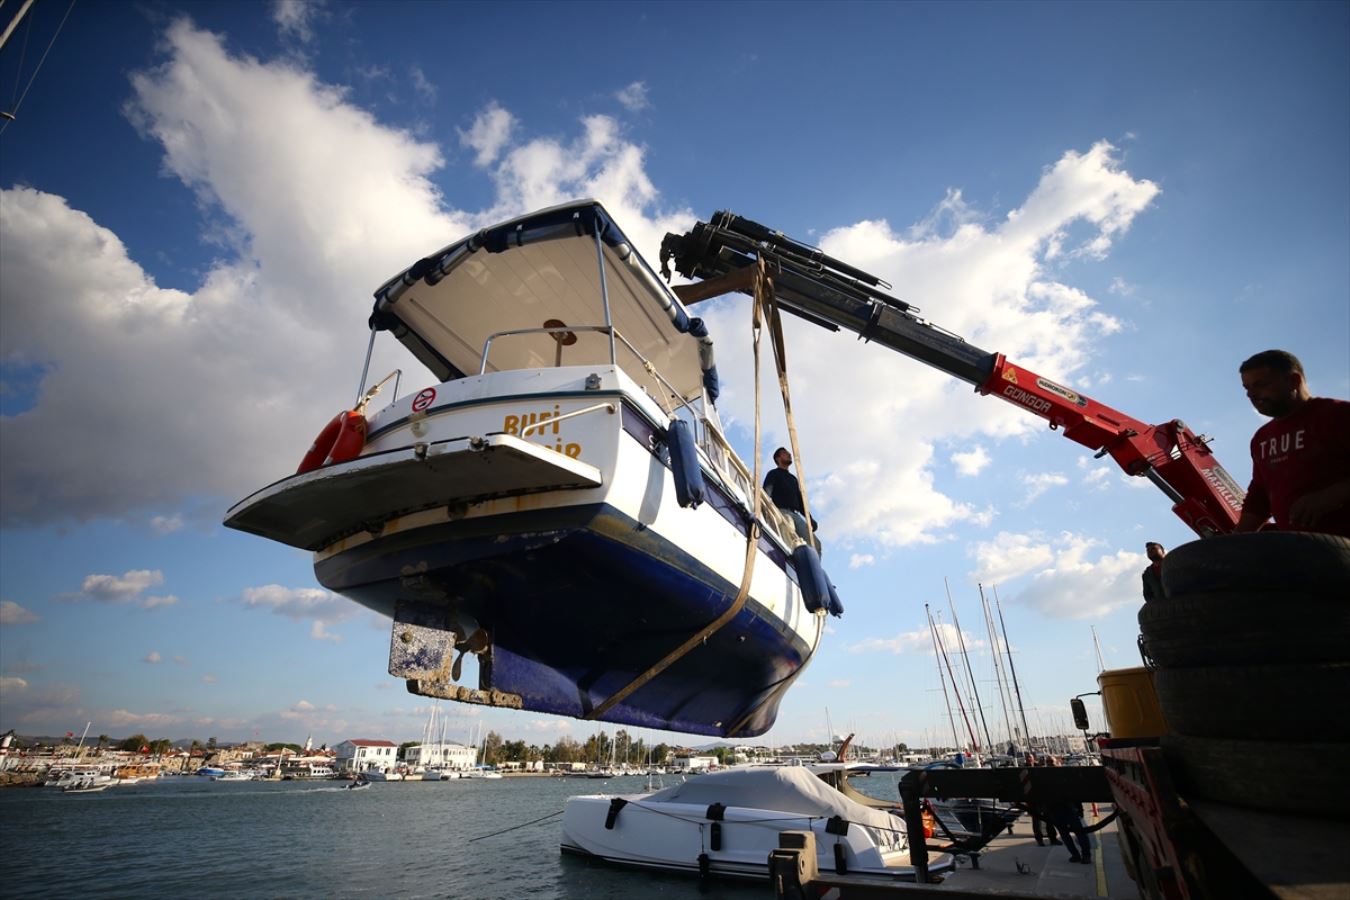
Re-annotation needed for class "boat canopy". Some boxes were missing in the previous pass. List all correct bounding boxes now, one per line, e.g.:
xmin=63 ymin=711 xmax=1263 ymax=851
xmin=370 ymin=201 xmax=718 ymax=406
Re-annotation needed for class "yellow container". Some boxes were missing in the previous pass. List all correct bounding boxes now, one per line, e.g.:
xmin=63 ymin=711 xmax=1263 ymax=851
xmin=1097 ymin=666 xmax=1168 ymax=738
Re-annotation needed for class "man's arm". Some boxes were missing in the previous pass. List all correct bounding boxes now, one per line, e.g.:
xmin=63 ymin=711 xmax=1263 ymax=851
xmin=1289 ymin=478 xmax=1350 ymax=528
xmin=1235 ymin=463 xmax=1270 ymax=533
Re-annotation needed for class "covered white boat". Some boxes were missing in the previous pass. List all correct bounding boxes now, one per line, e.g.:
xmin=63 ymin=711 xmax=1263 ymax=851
xmin=561 ymin=766 xmax=949 ymax=881
xmin=224 ymin=201 xmax=841 ymax=737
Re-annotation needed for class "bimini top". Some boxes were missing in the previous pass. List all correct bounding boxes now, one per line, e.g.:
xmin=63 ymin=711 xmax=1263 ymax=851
xmin=369 ymin=200 xmax=718 ymax=405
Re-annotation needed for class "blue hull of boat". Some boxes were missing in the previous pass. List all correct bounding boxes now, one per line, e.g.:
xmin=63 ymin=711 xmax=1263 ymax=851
xmin=315 ymin=503 xmax=812 ymax=737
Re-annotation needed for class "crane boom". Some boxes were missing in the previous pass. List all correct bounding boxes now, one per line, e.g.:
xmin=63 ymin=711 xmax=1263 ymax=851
xmin=660 ymin=210 xmax=1245 ymax=536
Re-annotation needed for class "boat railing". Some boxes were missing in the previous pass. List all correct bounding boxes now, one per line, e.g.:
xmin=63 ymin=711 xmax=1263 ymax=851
xmin=696 ymin=418 xmax=801 ymax=551
xmin=480 ymin=324 xmax=703 ymax=423
xmin=481 ymin=324 xmax=800 ymax=550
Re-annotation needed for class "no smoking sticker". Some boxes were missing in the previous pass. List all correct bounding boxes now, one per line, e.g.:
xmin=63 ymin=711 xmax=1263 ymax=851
xmin=411 ymin=388 xmax=436 ymax=412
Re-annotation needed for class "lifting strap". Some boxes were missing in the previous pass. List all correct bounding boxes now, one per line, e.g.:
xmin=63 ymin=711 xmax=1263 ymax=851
xmin=725 ymin=259 xmax=827 ymax=737
xmin=762 ymin=283 xmax=815 ymax=548
xmin=585 ymin=257 xmax=772 ymax=722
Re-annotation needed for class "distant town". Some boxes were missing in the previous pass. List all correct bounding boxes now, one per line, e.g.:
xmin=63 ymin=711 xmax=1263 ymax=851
xmin=0 ymin=726 xmax=1091 ymax=788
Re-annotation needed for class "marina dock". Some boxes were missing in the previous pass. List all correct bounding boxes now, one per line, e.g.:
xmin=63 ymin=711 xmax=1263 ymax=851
xmin=773 ymin=810 xmax=1136 ymax=899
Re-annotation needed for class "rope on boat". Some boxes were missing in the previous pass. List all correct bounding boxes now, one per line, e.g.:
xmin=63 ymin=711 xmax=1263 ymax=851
xmin=725 ymin=259 xmax=827 ymax=736
xmin=467 ymin=808 xmax=565 ymax=843
xmin=585 ymin=258 xmax=773 ymax=722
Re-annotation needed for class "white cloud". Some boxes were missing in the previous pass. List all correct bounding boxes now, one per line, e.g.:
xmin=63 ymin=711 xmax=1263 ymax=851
xmin=410 ymin=66 xmax=436 ymax=104
xmin=1 ymin=21 xmax=690 ymax=527
xmin=0 ymin=18 xmax=1155 ymax=574
xmin=101 ymin=709 xmax=181 ymax=729
xmin=1081 ymin=468 xmax=1112 ymax=491
xmin=142 ymin=594 xmax=180 ymax=609
xmin=0 ymin=600 xmax=38 ymax=624
xmin=969 ymin=532 xmax=1055 ymax=583
xmin=951 ymin=446 xmax=991 ymax=476
xmin=150 ymin=514 xmax=185 ymax=535
xmin=0 ymin=676 xmax=30 ymax=693
xmin=615 ymin=81 xmax=650 ymax=112
xmin=827 ymin=679 xmax=852 ymax=689
xmin=1019 ymin=472 xmax=1069 ymax=505
xmin=460 ymin=101 xmax=516 ymax=167
xmin=701 ymin=141 xmax=1155 ymax=547
xmin=273 ymin=0 xmax=322 ymax=43
xmin=143 ymin=651 xmax=163 ymax=664
xmin=969 ymin=531 xmax=1146 ymax=620
xmin=201 ymin=674 xmax=218 ymax=683
xmin=310 ymin=620 xmax=342 ymax=642
xmin=172 ymin=655 xmax=190 ymax=666
xmin=239 ymin=584 xmax=353 ymax=626
xmin=294 ymin=700 xmax=316 ymax=711
xmin=848 ymin=553 xmax=875 ymax=569
xmin=78 ymin=570 xmax=165 ymax=603
xmin=846 ymin=622 xmax=980 ymax=656
xmin=1012 ymin=535 xmax=1145 ymax=620
xmin=521 ymin=718 xmax=573 ymax=733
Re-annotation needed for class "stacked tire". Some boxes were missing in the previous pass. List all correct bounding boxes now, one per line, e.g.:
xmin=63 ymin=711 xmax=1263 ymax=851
xmin=1137 ymin=532 xmax=1350 ymax=819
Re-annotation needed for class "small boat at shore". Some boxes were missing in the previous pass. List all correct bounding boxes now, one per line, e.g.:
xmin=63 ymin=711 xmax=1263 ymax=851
xmin=62 ymin=777 xmax=111 ymax=794
xmin=361 ymin=770 xmax=404 ymax=782
xmin=561 ymin=766 xmax=951 ymax=882
xmin=223 ymin=200 xmax=840 ymax=737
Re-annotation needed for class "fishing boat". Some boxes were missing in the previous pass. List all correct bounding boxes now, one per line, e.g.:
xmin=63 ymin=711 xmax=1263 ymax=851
xmin=46 ymin=768 xmax=112 ymax=790
xmin=224 ymin=201 xmax=840 ymax=737
xmin=62 ymin=777 xmax=112 ymax=794
xmin=561 ymin=766 xmax=951 ymax=882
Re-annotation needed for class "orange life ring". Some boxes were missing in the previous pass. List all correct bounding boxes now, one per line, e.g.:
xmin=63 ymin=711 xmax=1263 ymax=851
xmin=296 ymin=410 xmax=367 ymax=474
xmin=325 ymin=410 xmax=367 ymax=466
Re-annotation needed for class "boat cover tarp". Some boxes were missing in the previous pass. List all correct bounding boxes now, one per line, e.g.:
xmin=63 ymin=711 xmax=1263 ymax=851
xmin=643 ymin=766 xmax=904 ymax=839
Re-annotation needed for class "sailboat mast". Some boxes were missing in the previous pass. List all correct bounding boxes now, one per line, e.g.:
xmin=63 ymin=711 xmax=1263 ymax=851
xmin=979 ymin=583 xmax=1018 ymax=747
xmin=994 ymin=586 xmax=1033 ymax=745
xmin=945 ymin=578 xmax=994 ymax=753
xmin=0 ymin=0 xmax=37 ymax=53
xmin=1091 ymin=625 xmax=1107 ymax=673
xmin=74 ymin=721 xmax=91 ymax=760
xmin=926 ymin=604 xmax=962 ymax=753
xmin=931 ymin=607 xmax=980 ymax=754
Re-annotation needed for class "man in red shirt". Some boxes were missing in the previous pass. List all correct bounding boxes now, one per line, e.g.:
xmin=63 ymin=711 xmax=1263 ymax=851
xmin=1234 ymin=350 xmax=1350 ymax=537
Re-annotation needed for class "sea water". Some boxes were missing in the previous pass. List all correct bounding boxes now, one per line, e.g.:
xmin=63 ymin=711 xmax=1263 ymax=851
xmin=0 ymin=771 xmax=903 ymax=898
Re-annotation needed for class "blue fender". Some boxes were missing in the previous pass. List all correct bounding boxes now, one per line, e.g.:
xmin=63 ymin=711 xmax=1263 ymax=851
xmin=826 ymin=580 xmax=844 ymax=618
xmin=792 ymin=544 xmax=830 ymax=613
xmin=666 ymin=419 xmax=705 ymax=509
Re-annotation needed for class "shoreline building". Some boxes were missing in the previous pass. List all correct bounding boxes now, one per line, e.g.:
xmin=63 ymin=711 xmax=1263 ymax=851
xmin=335 ymin=739 xmax=398 ymax=774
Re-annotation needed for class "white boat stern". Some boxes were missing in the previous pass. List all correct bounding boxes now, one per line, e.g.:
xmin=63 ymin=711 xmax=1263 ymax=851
xmin=224 ymin=432 xmax=603 ymax=551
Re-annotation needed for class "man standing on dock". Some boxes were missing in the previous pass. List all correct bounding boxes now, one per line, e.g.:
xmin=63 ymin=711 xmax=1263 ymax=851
xmin=1234 ymin=350 xmax=1350 ymax=536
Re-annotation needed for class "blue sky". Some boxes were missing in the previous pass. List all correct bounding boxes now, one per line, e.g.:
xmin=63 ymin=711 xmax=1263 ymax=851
xmin=1 ymin=1 xmax=1346 ymax=752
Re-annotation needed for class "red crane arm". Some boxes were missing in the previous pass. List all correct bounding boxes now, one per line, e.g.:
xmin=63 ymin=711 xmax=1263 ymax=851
xmin=661 ymin=211 xmax=1246 ymax=536
xmin=980 ymin=356 xmax=1244 ymax=534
